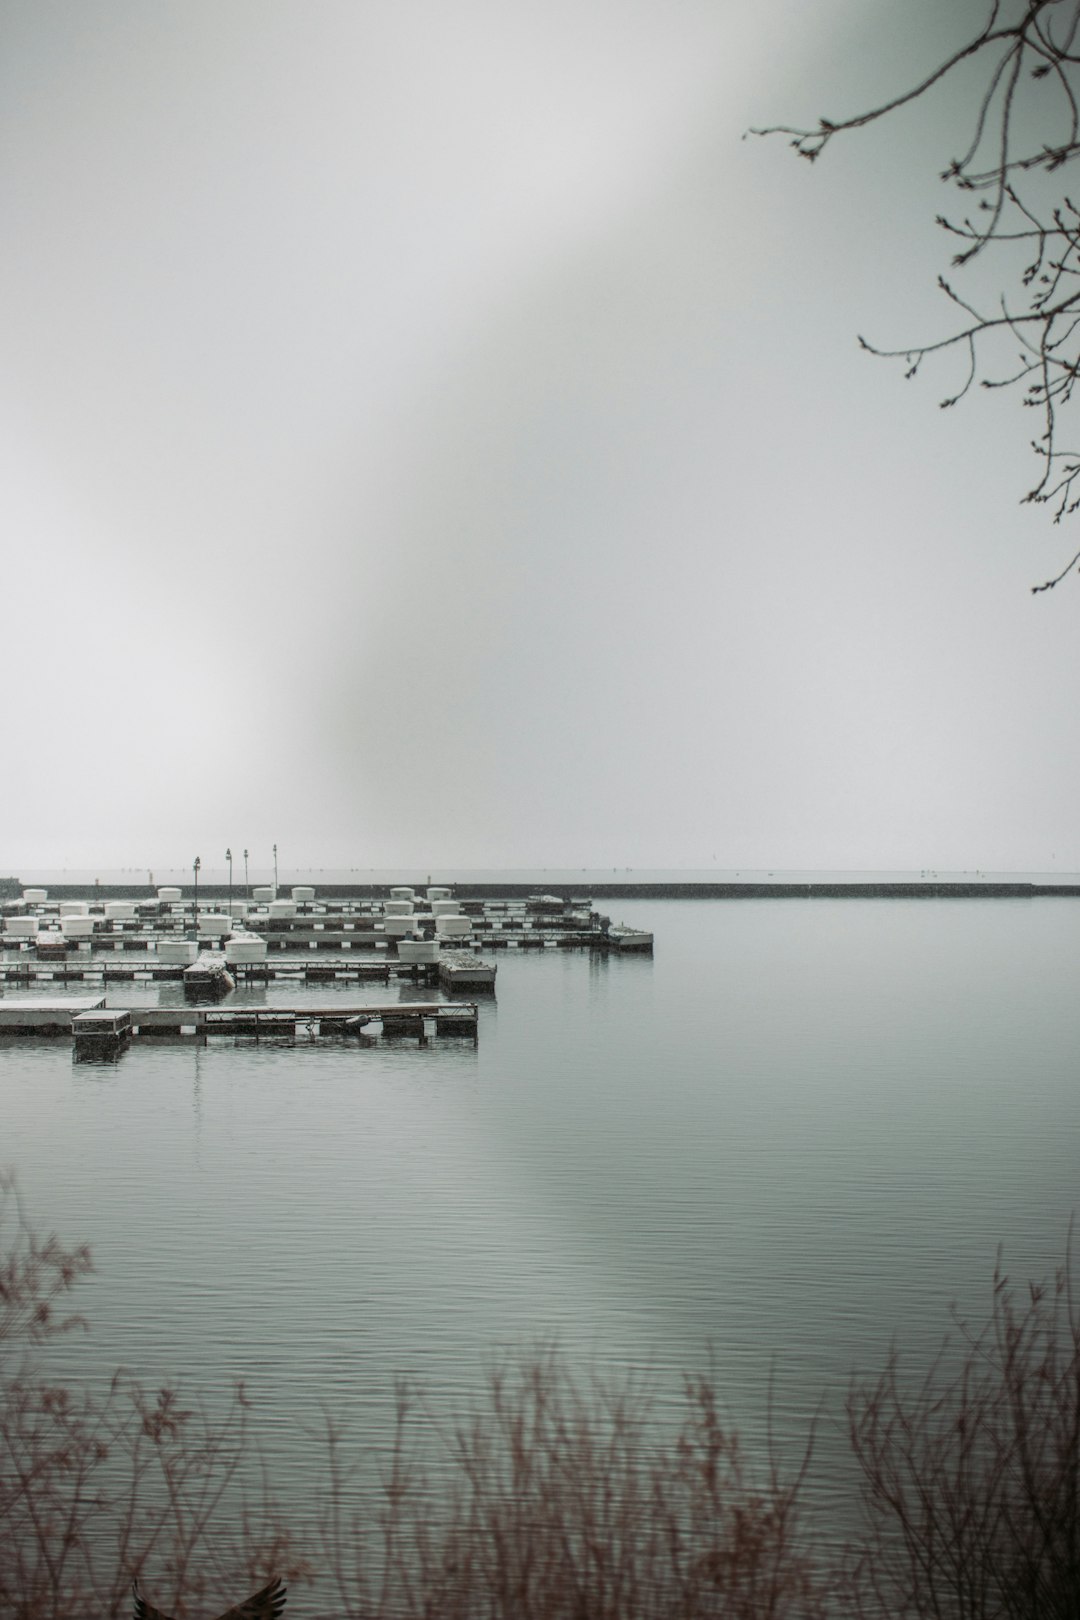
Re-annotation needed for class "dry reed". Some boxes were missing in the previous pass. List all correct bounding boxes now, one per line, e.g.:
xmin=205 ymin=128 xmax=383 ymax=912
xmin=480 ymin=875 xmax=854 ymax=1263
xmin=848 ymin=1236 xmax=1080 ymax=1619
xmin=2 ymin=1173 xmax=1078 ymax=1620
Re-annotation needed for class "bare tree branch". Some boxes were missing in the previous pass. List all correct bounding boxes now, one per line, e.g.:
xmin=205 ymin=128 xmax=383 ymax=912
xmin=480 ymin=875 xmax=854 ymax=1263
xmin=755 ymin=0 xmax=1080 ymax=590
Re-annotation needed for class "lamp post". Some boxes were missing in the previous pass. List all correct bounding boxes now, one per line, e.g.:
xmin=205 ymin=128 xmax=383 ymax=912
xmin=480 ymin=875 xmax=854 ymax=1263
xmin=273 ymin=843 xmax=278 ymax=894
xmin=226 ymin=847 xmax=233 ymax=914
xmin=243 ymin=848 xmax=249 ymax=900
xmin=193 ymin=856 xmax=201 ymax=941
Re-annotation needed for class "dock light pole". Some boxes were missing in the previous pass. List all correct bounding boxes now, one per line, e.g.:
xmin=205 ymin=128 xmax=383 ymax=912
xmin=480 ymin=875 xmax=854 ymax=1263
xmin=226 ymin=848 xmax=233 ymax=913
xmin=243 ymin=848 xmax=249 ymax=899
xmin=193 ymin=856 xmax=201 ymax=941
xmin=273 ymin=843 xmax=278 ymax=892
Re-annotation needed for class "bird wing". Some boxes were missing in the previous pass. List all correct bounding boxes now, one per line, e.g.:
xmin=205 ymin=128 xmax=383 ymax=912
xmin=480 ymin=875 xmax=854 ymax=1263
xmin=133 ymin=1575 xmax=285 ymax=1620
xmin=214 ymin=1577 xmax=287 ymax=1620
xmin=132 ymin=1578 xmax=177 ymax=1620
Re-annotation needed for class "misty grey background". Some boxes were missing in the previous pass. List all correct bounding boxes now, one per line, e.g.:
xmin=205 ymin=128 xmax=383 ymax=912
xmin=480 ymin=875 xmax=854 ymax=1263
xmin=3 ymin=1 xmax=1077 ymax=871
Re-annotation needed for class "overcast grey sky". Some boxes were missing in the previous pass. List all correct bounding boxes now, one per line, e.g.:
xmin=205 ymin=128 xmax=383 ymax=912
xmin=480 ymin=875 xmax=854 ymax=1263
xmin=3 ymin=0 xmax=1079 ymax=875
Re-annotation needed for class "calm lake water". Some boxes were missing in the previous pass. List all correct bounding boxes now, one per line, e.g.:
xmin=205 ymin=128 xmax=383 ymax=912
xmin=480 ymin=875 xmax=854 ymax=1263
xmin=5 ymin=896 xmax=1080 ymax=1550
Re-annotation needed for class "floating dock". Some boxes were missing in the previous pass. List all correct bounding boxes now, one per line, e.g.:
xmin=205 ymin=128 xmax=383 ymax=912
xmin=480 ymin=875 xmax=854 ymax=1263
xmin=0 ymin=951 xmax=496 ymax=990
xmin=0 ymin=996 xmax=107 ymax=1033
xmin=0 ymin=997 xmax=479 ymax=1044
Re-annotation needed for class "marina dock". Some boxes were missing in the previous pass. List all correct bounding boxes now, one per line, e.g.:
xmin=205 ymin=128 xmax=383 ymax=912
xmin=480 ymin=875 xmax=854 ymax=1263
xmin=0 ymin=996 xmax=106 ymax=1033
xmin=0 ymin=887 xmax=648 ymax=1061
xmin=0 ymin=997 xmax=479 ymax=1044
xmin=0 ymin=893 xmax=652 ymax=964
xmin=0 ymin=951 xmax=497 ymax=990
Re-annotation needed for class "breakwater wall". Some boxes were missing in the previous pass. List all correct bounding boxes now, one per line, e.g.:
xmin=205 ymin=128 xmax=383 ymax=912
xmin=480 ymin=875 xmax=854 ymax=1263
xmin=12 ymin=881 xmax=1080 ymax=902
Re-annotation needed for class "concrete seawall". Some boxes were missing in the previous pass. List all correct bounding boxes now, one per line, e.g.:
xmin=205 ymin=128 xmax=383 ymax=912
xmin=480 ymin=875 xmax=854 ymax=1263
xmin=11 ymin=881 xmax=1080 ymax=902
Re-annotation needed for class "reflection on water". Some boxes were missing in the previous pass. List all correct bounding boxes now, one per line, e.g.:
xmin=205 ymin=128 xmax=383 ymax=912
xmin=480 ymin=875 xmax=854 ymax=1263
xmin=5 ymin=898 xmax=1080 ymax=1521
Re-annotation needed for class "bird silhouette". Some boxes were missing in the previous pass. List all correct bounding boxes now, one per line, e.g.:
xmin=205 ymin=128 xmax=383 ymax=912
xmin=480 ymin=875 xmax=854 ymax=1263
xmin=132 ymin=1575 xmax=286 ymax=1620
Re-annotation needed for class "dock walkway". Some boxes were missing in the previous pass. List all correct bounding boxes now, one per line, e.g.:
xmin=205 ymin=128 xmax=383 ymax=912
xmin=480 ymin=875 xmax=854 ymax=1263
xmin=0 ymin=952 xmax=496 ymax=990
xmin=127 ymin=1001 xmax=479 ymax=1040
xmin=0 ymin=998 xmax=479 ymax=1043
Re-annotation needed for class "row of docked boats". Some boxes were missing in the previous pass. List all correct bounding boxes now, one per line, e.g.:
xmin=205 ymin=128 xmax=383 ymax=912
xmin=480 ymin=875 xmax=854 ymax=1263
xmin=4 ymin=885 xmax=653 ymax=956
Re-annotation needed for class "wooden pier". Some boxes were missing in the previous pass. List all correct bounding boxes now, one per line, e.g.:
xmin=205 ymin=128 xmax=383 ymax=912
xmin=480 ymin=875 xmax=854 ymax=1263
xmin=0 ymin=951 xmax=495 ymax=991
xmin=124 ymin=1001 xmax=479 ymax=1041
xmin=3 ymin=928 xmax=606 ymax=953
xmin=0 ymin=997 xmax=479 ymax=1044
xmin=0 ymin=997 xmax=106 ymax=1033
